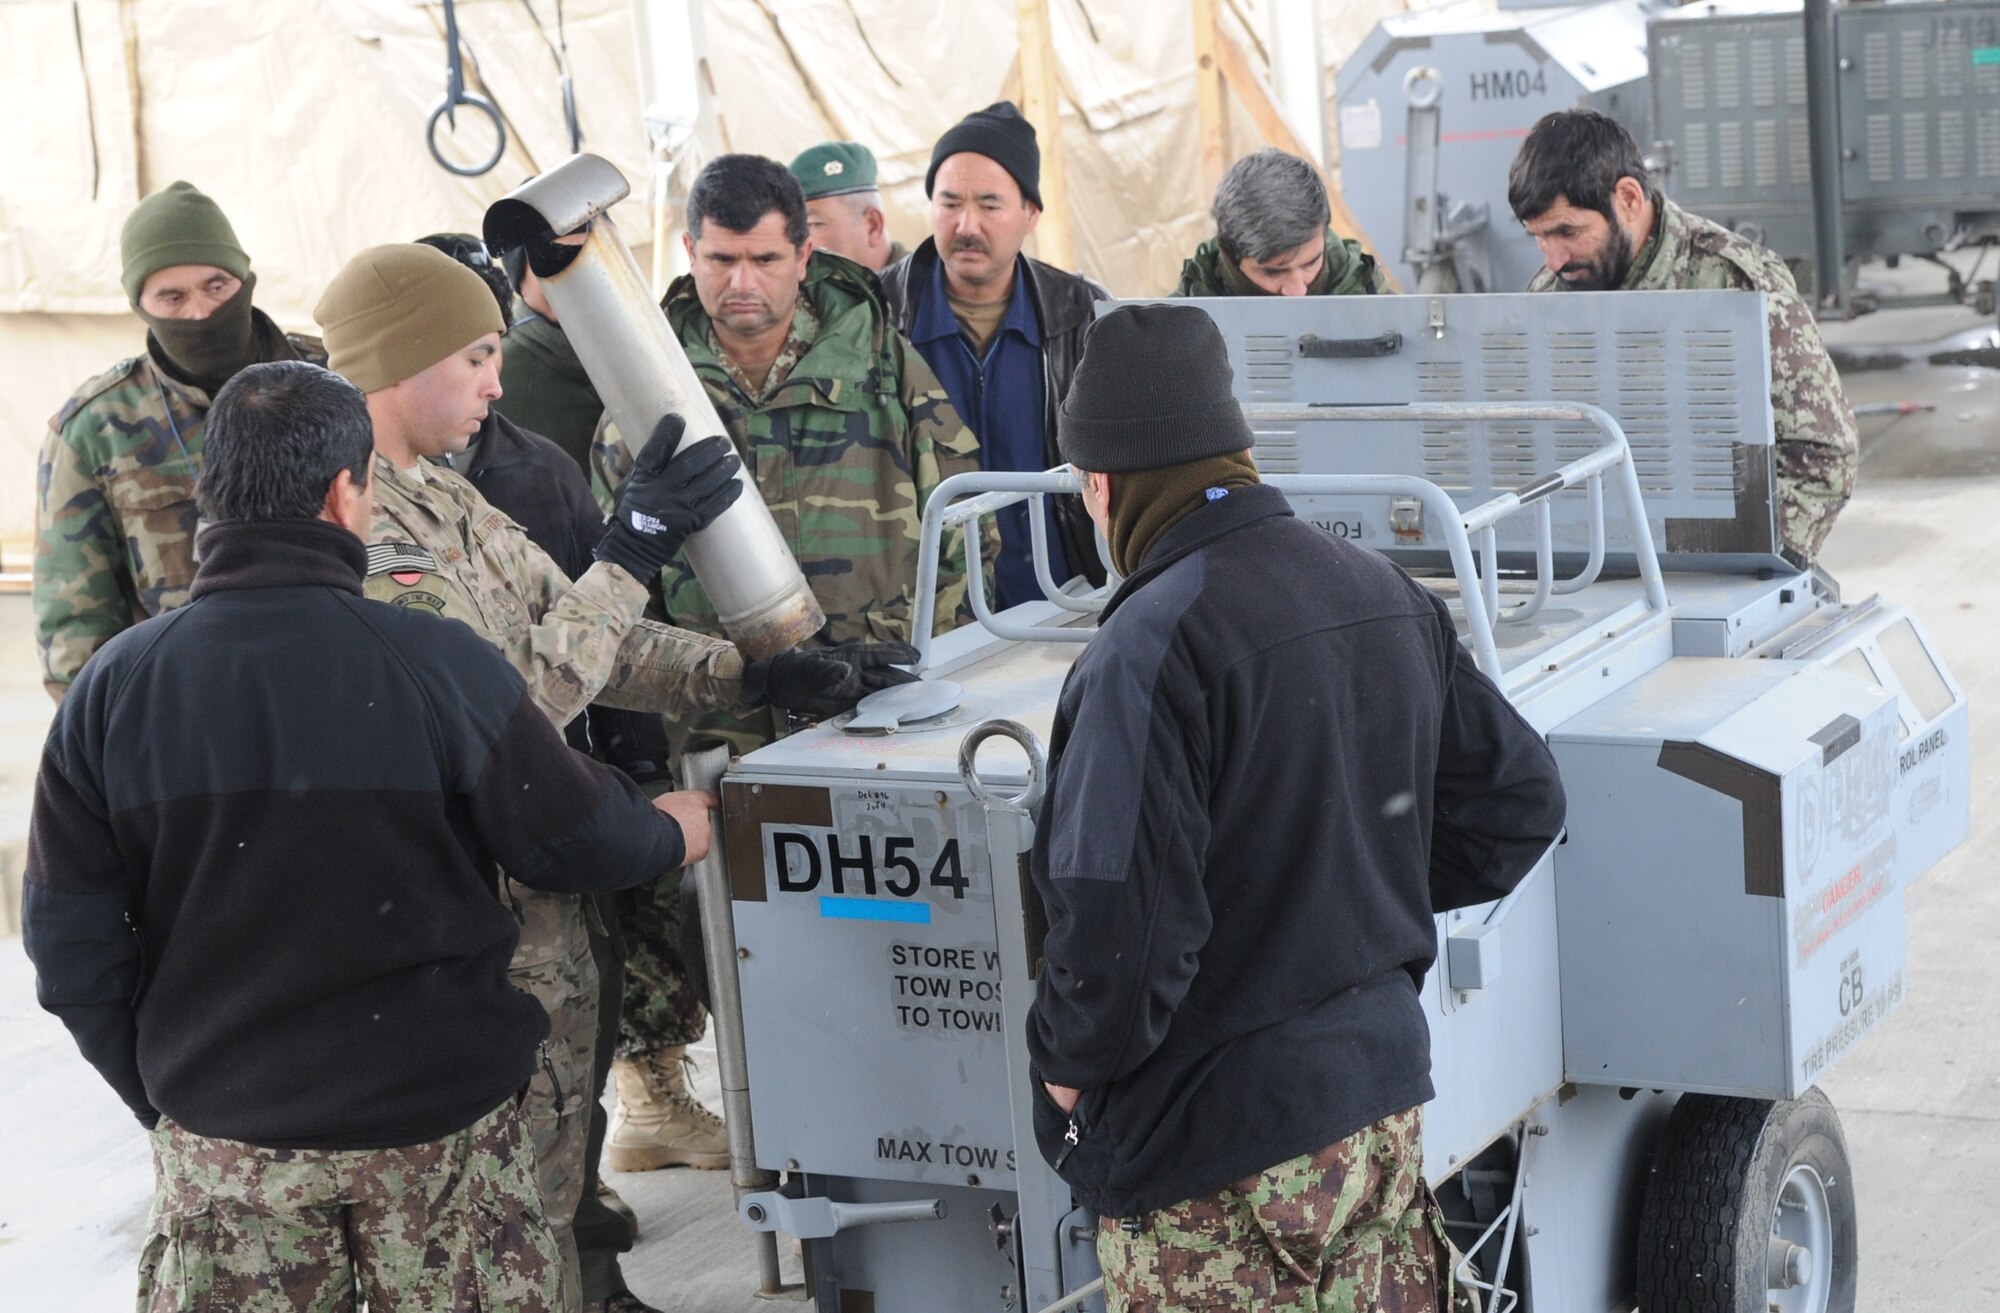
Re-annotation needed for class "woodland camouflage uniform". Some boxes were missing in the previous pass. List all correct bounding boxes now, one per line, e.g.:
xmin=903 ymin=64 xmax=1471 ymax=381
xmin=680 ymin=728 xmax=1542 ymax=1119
xmin=33 ymin=325 xmax=322 ymax=698
xmin=591 ymin=251 xmax=982 ymax=1063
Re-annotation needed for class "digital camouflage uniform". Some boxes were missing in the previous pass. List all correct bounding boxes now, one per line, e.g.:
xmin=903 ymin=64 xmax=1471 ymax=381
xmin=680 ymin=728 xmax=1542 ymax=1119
xmin=592 ymin=252 xmax=983 ymax=1062
xmin=140 ymin=1099 xmax=560 ymax=1312
xmin=364 ymin=457 xmax=745 ymax=1309
xmin=33 ymin=320 xmax=322 ymax=699
xmin=1529 ymin=194 xmax=1858 ymax=561
xmin=1098 ymin=1106 xmax=1469 ymax=1313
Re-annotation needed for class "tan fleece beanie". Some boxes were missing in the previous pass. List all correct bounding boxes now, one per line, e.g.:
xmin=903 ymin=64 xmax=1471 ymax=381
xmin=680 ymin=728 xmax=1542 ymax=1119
xmin=313 ymin=243 xmax=504 ymax=393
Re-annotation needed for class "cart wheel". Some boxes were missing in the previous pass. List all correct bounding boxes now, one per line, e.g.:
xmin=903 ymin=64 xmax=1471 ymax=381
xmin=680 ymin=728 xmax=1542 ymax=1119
xmin=1635 ymin=1089 xmax=1856 ymax=1313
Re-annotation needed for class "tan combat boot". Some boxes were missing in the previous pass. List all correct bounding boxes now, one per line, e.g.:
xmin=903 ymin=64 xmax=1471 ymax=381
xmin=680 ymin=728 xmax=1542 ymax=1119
xmin=607 ymin=1046 xmax=730 ymax=1171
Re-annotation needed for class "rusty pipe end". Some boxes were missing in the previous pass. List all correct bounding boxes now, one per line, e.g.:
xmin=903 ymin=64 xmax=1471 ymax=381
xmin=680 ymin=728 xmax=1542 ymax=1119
xmin=725 ymin=590 xmax=828 ymax=662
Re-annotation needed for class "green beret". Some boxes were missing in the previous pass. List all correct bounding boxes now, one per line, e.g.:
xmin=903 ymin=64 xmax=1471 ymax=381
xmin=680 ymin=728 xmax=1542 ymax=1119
xmin=788 ymin=141 xmax=880 ymax=201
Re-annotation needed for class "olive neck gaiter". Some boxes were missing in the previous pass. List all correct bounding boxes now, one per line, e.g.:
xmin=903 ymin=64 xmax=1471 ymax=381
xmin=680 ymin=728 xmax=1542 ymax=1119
xmin=141 ymin=272 xmax=269 ymax=394
xmin=1107 ymin=449 xmax=1261 ymax=577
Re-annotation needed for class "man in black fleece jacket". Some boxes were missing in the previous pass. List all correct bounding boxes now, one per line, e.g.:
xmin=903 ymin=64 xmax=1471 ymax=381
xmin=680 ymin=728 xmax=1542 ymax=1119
xmin=22 ymin=361 xmax=709 ymax=1312
xmin=1027 ymin=305 xmax=1566 ymax=1311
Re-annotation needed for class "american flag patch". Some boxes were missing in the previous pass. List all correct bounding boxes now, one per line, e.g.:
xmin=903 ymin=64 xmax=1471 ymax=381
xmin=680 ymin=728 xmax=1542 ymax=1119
xmin=365 ymin=541 xmax=440 ymax=576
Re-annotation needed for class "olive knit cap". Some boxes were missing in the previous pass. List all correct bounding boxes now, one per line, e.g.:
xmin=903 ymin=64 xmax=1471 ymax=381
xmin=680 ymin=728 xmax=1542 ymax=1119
xmin=314 ymin=243 xmax=505 ymax=394
xmin=120 ymin=181 xmax=251 ymax=306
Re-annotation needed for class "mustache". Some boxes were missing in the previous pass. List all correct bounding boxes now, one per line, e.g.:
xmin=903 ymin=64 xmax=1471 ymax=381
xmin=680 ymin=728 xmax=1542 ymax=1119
xmin=949 ymin=237 xmax=991 ymax=256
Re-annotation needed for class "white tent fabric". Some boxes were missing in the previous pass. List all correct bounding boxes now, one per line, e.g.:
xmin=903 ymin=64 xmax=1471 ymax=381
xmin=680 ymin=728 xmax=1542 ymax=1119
xmin=0 ymin=0 xmax=1472 ymax=553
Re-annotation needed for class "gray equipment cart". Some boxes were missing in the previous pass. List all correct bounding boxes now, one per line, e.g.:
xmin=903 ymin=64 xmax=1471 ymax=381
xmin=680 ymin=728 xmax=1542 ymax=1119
xmin=1334 ymin=0 xmax=1666 ymax=295
xmin=700 ymin=291 xmax=1968 ymax=1313
xmin=1650 ymin=0 xmax=2000 ymax=314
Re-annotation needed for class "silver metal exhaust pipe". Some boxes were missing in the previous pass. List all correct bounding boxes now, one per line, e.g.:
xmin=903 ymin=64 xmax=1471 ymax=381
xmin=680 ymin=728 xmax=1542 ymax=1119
xmin=484 ymin=154 xmax=825 ymax=659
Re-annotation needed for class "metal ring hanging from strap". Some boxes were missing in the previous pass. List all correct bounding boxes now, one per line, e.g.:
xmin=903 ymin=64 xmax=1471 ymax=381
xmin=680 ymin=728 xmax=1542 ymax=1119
xmin=426 ymin=0 xmax=508 ymax=177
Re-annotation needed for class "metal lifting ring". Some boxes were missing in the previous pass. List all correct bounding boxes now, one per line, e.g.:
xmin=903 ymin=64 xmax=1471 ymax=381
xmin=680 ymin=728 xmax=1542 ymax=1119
xmin=957 ymin=719 xmax=1047 ymax=812
xmin=427 ymin=92 xmax=508 ymax=177
xmin=1404 ymin=65 xmax=1444 ymax=110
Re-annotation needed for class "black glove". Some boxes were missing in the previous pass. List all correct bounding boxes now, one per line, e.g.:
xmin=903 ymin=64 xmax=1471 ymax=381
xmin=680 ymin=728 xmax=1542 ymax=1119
xmin=820 ymin=640 xmax=923 ymax=696
xmin=594 ymin=416 xmax=744 ymax=582
xmin=742 ymin=641 xmax=921 ymax=719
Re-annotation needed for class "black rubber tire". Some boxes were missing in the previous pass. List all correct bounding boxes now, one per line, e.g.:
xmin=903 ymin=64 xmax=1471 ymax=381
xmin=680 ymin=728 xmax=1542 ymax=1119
xmin=1635 ymin=1089 xmax=1857 ymax=1313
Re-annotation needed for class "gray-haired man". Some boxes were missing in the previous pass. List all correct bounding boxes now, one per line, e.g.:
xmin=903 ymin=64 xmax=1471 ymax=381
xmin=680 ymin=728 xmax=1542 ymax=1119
xmin=1172 ymin=149 xmax=1387 ymax=298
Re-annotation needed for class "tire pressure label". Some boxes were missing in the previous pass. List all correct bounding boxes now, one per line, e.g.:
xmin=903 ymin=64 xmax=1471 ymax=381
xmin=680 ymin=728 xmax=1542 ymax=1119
xmin=1802 ymin=961 xmax=1904 ymax=1081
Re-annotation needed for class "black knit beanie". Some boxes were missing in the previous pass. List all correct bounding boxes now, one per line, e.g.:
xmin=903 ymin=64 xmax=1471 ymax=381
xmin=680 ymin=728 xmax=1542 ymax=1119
xmin=1057 ymin=304 xmax=1254 ymax=473
xmin=926 ymin=102 xmax=1043 ymax=208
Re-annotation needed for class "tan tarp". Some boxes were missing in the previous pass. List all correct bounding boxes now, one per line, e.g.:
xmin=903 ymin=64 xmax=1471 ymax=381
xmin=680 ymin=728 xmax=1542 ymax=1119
xmin=0 ymin=0 xmax=1469 ymax=555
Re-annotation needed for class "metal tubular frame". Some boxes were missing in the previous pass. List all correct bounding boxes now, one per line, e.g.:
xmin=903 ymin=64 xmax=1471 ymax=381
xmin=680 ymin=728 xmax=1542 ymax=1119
xmin=1028 ymin=500 xmax=1102 ymax=614
xmin=681 ymin=742 xmax=787 ymax=1296
xmin=1448 ymin=1124 xmax=1534 ymax=1313
xmin=909 ymin=402 xmax=1667 ymax=682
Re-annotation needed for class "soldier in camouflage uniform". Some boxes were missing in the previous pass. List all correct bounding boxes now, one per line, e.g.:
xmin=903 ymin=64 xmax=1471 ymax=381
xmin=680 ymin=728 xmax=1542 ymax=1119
xmin=1172 ymin=150 xmax=1387 ymax=298
xmin=1510 ymin=109 xmax=1858 ymax=562
xmin=1028 ymin=306 xmax=1564 ymax=1313
xmin=20 ymin=361 xmax=700 ymax=1313
xmin=34 ymin=181 xmax=323 ymax=700
xmin=142 ymin=1101 xmax=561 ymax=1312
xmin=789 ymin=140 xmax=910 ymax=273
xmin=594 ymin=152 xmax=977 ymax=1168
xmin=315 ymin=243 xmax=871 ymax=1312
xmin=589 ymin=154 xmax=981 ymax=1169
xmin=1100 ymin=1108 xmax=1466 ymax=1311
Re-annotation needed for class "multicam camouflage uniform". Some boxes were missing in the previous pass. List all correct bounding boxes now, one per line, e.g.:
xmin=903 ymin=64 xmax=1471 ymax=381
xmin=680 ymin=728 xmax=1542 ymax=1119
xmin=1097 ymin=1106 xmax=1468 ymax=1313
xmin=33 ymin=324 xmax=322 ymax=700
xmin=364 ymin=456 xmax=745 ymax=1309
xmin=1529 ymin=194 xmax=1858 ymax=561
xmin=590 ymin=252 xmax=983 ymax=1061
xmin=140 ymin=1098 xmax=561 ymax=1312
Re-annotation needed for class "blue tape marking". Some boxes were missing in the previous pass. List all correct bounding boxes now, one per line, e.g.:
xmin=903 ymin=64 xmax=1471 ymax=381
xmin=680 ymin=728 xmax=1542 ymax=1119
xmin=819 ymin=896 xmax=932 ymax=925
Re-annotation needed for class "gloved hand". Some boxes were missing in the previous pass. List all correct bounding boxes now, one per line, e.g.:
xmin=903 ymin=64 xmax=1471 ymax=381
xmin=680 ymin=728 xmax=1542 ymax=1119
xmin=594 ymin=415 xmax=744 ymax=583
xmin=820 ymin=640 xmax=923 ymax=697
xmin=742 ymin=640 xmax=921 ymax=719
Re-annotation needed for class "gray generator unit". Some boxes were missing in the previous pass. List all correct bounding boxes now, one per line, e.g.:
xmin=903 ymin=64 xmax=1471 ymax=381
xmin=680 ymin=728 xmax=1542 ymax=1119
xmin=1335 ymin=0 xmax=1666 ymax=294
xmin=1650 ymin=0 xmax=2000 ymax=306
xmin=699 ymin=291 xmax=1969 ymax=1313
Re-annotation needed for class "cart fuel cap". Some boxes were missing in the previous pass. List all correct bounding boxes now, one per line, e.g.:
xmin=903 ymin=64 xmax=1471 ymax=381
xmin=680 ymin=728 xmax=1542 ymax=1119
xmin=841 ymin=678 xmax=965 ymax=734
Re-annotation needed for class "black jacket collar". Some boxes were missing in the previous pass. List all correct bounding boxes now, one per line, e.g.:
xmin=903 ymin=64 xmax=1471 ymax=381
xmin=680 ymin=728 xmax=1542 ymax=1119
xmin=1099 ymin=483 xmax=1292 ymax=622
xmin=458 ymin=411 xmax=538 ymax=478
xmin=190 ymin=518 xmax=367 ymax=600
